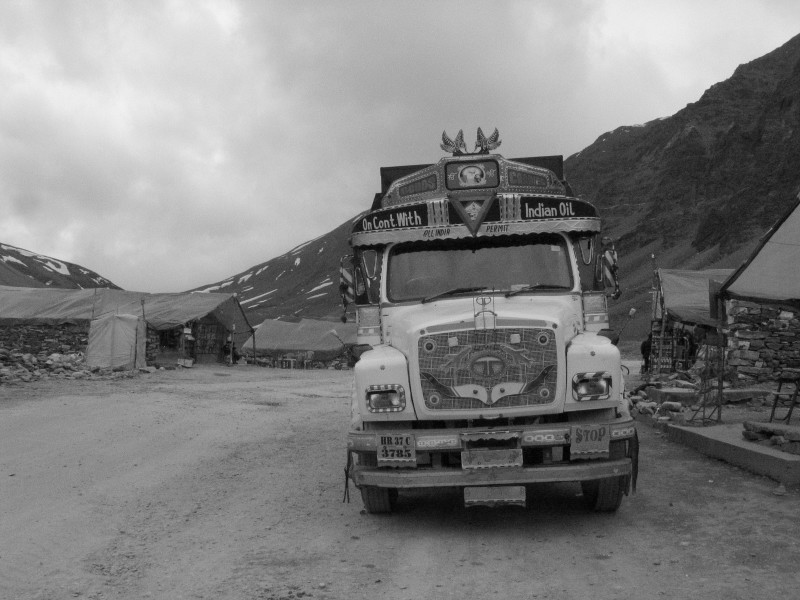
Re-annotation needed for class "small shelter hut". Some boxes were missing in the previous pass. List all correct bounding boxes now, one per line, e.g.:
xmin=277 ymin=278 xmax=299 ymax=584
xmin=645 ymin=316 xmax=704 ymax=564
xmin=243 ymin=318 xmax=357 ymax=367
xmin=0 ymin=286 xmax=253 ymax=368
xmin=716 ymin=196 xmax=800 ymax=383
xmin=649 ymin=268 xmax=733 ymax=374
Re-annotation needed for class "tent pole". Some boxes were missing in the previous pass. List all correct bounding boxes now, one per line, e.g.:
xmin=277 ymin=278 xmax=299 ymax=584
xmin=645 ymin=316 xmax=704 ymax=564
xmin=232 ymin=294 xmax=256 ymax=366
xmin=716 ymin=295 xmax=726 ymax=424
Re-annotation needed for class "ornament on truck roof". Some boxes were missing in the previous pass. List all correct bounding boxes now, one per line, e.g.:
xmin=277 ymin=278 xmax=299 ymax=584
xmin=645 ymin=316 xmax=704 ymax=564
xmin=440 ymin=127 xmax=502 ymax=156
xmin=440 ymin=129 xmax=467 ymax=155
xmin=475 ymin=127 xmax=501 ymax=153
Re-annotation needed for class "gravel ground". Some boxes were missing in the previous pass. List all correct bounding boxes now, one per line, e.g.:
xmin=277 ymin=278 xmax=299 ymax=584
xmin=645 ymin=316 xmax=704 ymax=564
xmin=1 ymin=364 xmax=798 ymax=600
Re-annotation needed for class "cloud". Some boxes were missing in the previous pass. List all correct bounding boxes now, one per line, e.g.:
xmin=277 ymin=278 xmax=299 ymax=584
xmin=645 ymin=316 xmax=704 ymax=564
xmin=0 ymin=0 xmax=799 ymax=291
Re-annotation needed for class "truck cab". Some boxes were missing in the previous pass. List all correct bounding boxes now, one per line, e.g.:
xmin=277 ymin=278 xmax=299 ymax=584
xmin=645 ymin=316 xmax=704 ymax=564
xmin=343 ymin=135 xmax=637 ymax=513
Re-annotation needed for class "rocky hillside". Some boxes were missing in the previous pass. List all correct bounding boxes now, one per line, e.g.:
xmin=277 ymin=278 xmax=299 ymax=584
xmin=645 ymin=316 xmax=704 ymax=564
xmin=189 ymin=218 xmax=357 ymax=325
xmin=192 ymin=35 xmax=800 ymax=333
xmin=0 ymin=243 xmax=119 ymax=290
xmin=565 ymin=32 xmax=800 ymax=338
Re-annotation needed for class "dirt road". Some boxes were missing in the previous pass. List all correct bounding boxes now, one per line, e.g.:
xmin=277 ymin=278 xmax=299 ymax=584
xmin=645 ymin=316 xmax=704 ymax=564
xmin=1 ymin=366 xmax=798 ymax=600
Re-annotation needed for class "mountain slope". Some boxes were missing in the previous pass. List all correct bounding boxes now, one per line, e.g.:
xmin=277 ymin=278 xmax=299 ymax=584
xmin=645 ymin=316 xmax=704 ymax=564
xmin=197 ymin=34 xmax=800 ymax=335
xmin=565 ymin=32 xmax=800 ymax=337
xmin=0 ymin=243 xmax=119 ymax=289
xmin=190 ymin=217 xmax=358 ymax=325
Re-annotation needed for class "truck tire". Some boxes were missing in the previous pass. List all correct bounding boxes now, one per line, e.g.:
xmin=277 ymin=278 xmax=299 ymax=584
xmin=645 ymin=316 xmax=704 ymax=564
xmin=357 ymin=453 xmax=398 ymax=513
xmin=580 ymin=439 xmax=626 ymax=512
xmin=360 ymin=486 xmax=398 ymax=514
xmin=581 ymin=477 xmax=624 ymax=512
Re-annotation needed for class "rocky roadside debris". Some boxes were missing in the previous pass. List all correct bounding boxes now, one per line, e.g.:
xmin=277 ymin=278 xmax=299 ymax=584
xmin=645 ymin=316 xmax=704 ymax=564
xmin=0 ymin=345 xmax=157 ymax=385
xmin=628 ymin=362 xmax=800 ymax=455
xmin=628 ymin=364 xmax=799 ymax=425
xmin=742 ymin=421 xmax=800 ymax=455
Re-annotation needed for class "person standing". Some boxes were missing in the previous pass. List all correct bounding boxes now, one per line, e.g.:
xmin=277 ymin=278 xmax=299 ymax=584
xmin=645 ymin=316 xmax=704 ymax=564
xmin=641 ymin=333 xmax=652 ymax=373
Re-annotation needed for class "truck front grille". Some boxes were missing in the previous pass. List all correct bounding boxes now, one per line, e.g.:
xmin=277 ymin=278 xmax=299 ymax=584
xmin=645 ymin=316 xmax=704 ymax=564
xmin=418 ymin=328 xmax=557 ymax=411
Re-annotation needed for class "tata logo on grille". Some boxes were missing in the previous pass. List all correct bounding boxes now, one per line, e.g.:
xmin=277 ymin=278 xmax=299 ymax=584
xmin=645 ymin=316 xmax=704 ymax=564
xmin=471 ymin=354 xmax=506 ymax=377
xmin=475 ymin=296 xmax=492 ymax=306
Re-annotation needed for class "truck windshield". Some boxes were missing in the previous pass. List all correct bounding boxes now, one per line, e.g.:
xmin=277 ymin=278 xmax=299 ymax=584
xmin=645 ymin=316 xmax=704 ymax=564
xmin=387 ymin=234 xmax=573 ymax=302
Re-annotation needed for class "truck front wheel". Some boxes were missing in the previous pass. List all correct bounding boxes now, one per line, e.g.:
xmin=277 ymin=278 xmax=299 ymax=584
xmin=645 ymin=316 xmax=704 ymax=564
xmin=580 ymin=439 xmax=626 ymax=512
xmin=580 ymin=477 xmax=624 ymax=512
xmin=360 ymin=486 xmax=398 ymax=514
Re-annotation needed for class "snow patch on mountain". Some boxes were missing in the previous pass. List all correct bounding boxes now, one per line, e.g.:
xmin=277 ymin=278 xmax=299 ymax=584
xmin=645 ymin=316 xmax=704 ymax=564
xmin=241 ymin=289 xmax=277 ymax=305
xmin=306 ymin=280 xmax=333 ymax=294
xmin=1 ymin=255 xmax=27 ymax=267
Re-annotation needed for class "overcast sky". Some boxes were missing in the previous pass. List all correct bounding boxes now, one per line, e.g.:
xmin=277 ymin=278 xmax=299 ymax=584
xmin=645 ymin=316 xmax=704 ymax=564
xmin=1 ymin=0 xmax=799 ymax=292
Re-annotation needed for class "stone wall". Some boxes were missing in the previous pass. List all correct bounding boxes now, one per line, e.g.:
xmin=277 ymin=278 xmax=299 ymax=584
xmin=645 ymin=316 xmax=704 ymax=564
xmin=0 ymin=322 xmax=164 ymax=384
xmin=726 ymin=300 xmax=800 ymax=382
xmin=0 ymin=322 xmax=91 ymax=383
xmin=0 ymin=322 xmax=88 ymax=355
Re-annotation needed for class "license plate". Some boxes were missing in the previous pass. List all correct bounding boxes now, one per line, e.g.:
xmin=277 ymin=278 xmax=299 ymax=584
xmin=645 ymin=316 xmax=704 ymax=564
xmin=464 ymin=485 xmax=526 ymax=507
xmin=377 ymin=434 xmax=416 ymax=466
xmin=570 ymin=424 xmax=610 ymax=459
xmin=461 ymin=448 xmax=523 ymax=470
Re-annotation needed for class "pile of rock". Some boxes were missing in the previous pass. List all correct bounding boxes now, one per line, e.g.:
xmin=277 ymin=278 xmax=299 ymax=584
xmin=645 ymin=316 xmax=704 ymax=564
xmin=0 ymin=346 xmax=148 ymax=384
xmin=629 ymin=369 xmax=775 ymax=425
xmin=1 ymin=347 xmax=87 ymax=383
xmin=742 ymin=421 xmax=800 ymax=455
xmin=629 ymin=373 xmax=703 ymax=425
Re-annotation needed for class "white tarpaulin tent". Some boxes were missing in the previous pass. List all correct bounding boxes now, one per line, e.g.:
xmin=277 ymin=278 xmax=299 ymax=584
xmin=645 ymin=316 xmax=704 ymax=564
xmin=0 ymin=286 xmax=253 ymax=368
xmin=244 ymin=318 xmax=357 ymax=360
xmin=0 ymin=286 xmax=251 ymax=335
xmin=657 ymin=269 xmax=734 ymax=327
xmin=85 ymin=314 xmax=146 ymax=370
xmin=719 ymin=197 xmax=800 ymax=305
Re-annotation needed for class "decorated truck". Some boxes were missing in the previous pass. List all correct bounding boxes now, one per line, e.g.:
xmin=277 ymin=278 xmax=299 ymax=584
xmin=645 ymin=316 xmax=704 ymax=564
xmin=342 ymin=129 xmax=637 ymax=513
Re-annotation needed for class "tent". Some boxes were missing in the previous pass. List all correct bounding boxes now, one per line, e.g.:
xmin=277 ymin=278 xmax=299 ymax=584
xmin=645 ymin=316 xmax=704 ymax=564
xmin=718 ymin=197 xmax=800 ymax=306
xmin=648 ymin=268 xmax=733 ymax=374
xmin=85 ymin=314 xmax=146 ymax=370
xmin=656 ymin=269 xmax=734 ymax=327
xmin=0 ymin=286 xmax=253 ymax=367
xmin=244 ymin=318 xmax=357 ymax=362
xmin=0 ymin=286 xmax=251 ymax=332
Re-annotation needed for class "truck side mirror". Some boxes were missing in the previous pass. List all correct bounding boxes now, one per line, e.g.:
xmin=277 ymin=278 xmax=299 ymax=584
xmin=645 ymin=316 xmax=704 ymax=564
xmin=598 ymin=237 xmax=621 ymax=300
xmin=339 ymin=255 xmax=355 ymax=320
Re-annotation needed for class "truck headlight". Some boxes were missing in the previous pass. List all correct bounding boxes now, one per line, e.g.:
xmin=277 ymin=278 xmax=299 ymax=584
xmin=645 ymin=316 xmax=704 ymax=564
xmin=366 ymin=384 xmax=406 ymax=412
xmin=571 ymin=372 xmax=612 ymax=401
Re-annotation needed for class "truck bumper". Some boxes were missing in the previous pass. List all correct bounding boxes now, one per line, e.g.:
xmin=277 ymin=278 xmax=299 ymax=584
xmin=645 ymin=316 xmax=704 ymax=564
xmin=348 ymin=417 xmax=637 ymax=491
xmin=351 ymin=458 xmax=631 ymax=489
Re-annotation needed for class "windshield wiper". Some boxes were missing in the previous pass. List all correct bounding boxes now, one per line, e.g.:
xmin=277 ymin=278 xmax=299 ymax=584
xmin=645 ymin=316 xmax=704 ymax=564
xmin=504 ymin=284 xmax=570 ymax=298
xmin=422 ymin=286 xmax=488 ymax=303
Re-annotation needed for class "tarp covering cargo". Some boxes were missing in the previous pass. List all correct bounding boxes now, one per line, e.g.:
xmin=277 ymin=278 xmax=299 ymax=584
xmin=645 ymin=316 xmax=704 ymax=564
xmin=85 ymin=314 xmax=146 ymax=370
xmin=719 ymin=197 xmax=800 ymax=305
xmin=0 ymin=286 xmax=250 ymax=335
xmin=657 ymin=269 xmax=734 ymax=327
xmin=244 ymin=318 xmax=357 ymax=360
